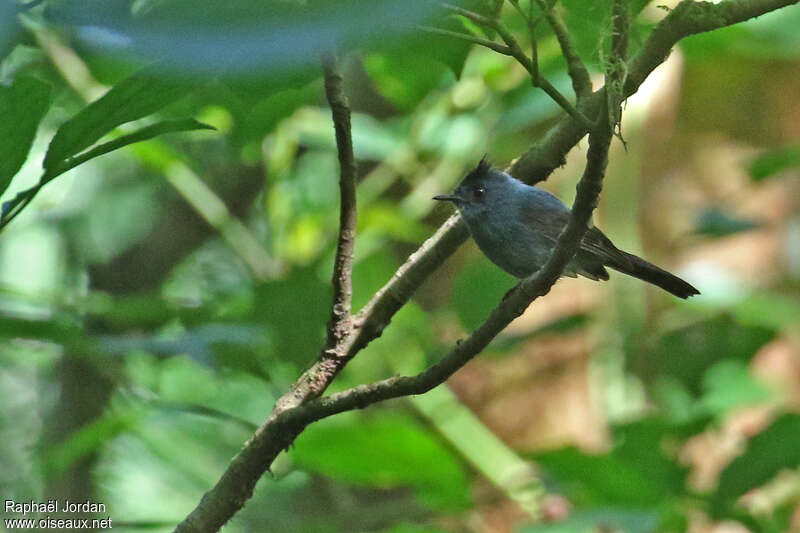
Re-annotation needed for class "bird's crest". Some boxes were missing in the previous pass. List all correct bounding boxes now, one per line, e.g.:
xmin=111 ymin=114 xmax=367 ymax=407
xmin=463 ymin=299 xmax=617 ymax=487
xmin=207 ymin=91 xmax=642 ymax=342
xmin=464 ymin=155 xmax=491 ymax=185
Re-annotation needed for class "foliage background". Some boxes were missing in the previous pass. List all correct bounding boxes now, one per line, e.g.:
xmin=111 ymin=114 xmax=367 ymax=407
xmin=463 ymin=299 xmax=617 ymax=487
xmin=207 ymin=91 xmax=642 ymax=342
xmin=1 ymin=1 xmax=799 ymax=532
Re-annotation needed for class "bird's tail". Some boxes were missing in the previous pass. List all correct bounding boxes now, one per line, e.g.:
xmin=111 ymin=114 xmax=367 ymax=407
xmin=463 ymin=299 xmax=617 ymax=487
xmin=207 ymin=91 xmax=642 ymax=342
xmin=607 ymin=251 xmax=700 ymax=299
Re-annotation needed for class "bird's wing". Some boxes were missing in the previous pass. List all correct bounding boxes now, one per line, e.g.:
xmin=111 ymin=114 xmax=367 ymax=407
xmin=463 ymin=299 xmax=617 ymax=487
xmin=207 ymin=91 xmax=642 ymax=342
xmin=581 ymin=227 xmax=634 ymax=270
xmin=521 ymin=206 xmax=633 ymax=270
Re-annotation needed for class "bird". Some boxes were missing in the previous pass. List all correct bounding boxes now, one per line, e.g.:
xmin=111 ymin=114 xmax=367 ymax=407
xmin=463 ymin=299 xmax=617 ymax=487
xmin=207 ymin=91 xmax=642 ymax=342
xmin=433 ymin=158 xmax=700 ymax=299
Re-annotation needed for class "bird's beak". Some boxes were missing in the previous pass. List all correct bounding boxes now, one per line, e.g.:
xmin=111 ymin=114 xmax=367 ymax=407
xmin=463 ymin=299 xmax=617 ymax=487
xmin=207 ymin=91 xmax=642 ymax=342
xmin=432 ymin=194 xmax=462 ymax=203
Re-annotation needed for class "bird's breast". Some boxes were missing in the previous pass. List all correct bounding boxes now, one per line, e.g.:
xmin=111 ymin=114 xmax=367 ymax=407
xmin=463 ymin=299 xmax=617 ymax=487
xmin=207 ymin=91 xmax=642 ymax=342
xmin=465 ymin=214 xmax=554 ymax=278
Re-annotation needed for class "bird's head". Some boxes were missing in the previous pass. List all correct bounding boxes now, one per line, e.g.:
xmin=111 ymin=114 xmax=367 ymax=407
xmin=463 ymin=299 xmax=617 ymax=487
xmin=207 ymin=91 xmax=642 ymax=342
xmin=433 ymin=157 xmax=514 ymax=220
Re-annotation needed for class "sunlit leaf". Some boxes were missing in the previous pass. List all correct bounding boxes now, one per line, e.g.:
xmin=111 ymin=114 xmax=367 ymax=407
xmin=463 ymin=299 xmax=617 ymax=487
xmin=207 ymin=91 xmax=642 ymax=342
xmin=700 ymin=360 xmax=772 ymax=416
xmin=0 ymin=76 xmax=51 ymax=196
xmin=1 ymin=119 xmax=213 ymax=230
xmin=44 ymin=62 xmax=196 ymax=172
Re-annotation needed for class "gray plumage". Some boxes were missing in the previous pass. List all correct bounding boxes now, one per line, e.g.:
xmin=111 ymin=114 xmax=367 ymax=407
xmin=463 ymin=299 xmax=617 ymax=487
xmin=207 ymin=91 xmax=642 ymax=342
xmin=433 ymin=159 xmax=699 ymax=299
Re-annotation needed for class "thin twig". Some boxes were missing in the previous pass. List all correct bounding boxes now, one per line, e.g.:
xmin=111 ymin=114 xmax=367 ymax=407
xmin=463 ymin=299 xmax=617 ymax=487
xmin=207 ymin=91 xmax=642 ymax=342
xmin=534 ymin=0 xmax=592 ymax=97
xmin=415 ymin=25 xmax=513 ymax=55
xmin=322 ymin=54 xmax=358 ymax=355
xmin=442 ymin=2 xmax=592 ymax=129
xmin=605 ymin=0 xmax=630 ymax=139
xmin=507 ymin=0 xmax=540 ymax=85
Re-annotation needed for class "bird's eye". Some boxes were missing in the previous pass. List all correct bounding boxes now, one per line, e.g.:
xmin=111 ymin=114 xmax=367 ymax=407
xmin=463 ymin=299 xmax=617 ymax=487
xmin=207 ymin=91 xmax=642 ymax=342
xmin=474 ymin=186 xmax=485 ymax=198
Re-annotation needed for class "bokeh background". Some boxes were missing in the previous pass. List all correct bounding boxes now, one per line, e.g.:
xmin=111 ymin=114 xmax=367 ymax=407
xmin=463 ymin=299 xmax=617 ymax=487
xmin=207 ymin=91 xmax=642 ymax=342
xmin=1 ymin=1 xmax=799 ymax=532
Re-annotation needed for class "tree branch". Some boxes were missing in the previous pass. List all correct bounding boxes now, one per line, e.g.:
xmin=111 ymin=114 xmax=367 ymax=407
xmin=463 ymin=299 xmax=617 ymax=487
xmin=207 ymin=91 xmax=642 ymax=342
xmin=322 ymin=54 xmax=358 ymax=355
xmin=507 ymin=0 xmax=540 ymax=85
xmin=174 ymin=1 xmax=797 ymax=531
xmin=605 ymin=0 xmax=630 ymax=135
xmin=534 ymin=0 xmax=592 ymax=97
xmin=415 ymin=24 xmax=513 ymax=55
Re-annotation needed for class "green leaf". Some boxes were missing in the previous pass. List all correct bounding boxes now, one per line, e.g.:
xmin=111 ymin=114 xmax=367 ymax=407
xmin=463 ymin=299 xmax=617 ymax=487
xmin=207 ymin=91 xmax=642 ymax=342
xmin=748 ymin=144 xmax=800 ymax=181
xmin=534 ymin=417 xmax=693 ymax=509
xmin=42 ymin=409 xmax=141 ymax=478
xmin=54 ymin=118 xmax=215 ymax=176
xmin=1 ymin=119 xmax=214 ymax=231
xmin=0 ymin=76 xmax=51 ymax=196
xmin=694 ymin=208 xmax=760 ymax=237
xmin=365 ymin=51 xmax=454 ymax=111
xmin=561 ymin=0 xmax=612 ymax=66
xmin=700 ymin=360 xmax=772 ymax=416
xmin=292 ymin=413 xmax=471 ymax=510
xmin=732 ymin=292 xmax=800 ymax=331
xmin=451 ymin=259 xmax=515 ymax=331
xmin=712 ymin=414 xmax=800 ymax=516
xmin=44 ymin=62 xmax=194 ymax=172
xmin=254 ymin=267 xmax=330 ymax=365
xmin=648 ymin=315 xmax=775 ymax=395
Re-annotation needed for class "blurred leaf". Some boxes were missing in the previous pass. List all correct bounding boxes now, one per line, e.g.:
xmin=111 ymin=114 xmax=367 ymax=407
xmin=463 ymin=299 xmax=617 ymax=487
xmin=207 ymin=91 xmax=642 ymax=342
xmin=535 ymin=419 xmax=688 ymax=508
xmin=1 ymin=119 xmax=214 ymax=230
xmin=365 ymin=51 xmax=453 ymax=111
xmin=520 ymin=508 xmax=659 ymax=533
xmin=0 ymin=76 xmax=51 ymax=196
xmin=413 ymin=12 xmax=475 ymax=78
xmin=292 ymin=413 xmax=471 ymax=511
xmin=43 ymin=408 xmax=142 ymax=479
xmin=682 ymin=7 xmax=800 ymax=61
xmin=0 ymin=3 xmax=23 ymax=60
xmin=0 ymin=312 xmax=83 ymax=344
xmin=451 ymin=258 xmax=515 ymax=331
xmin=254 ymin=267 xmax=330 ymax=365
xmin=535 ymin=448 xmax=660 ymax=506
xmin=561 ymin=0 xmax=612 ymax=66
xmin=360 ymin=204 xmax=430 ymax=243
xmin=351 ymin=248 xmax=400 ymax=310
xmin=700 ymin=360 xmax=772 ymax=416
xmin=48 ymin=0 xmax=438 ymax=74
xmin=694 ymin=208 xmax=759 ymax=237
xmin=748 ymin=144 xmax=800 ymax=181
xmin=712 ymin=414 xmax=800 ymax=516
xmin=100 ymin=322 xmax=266 ymax=371
xmin=351 ymin=114 xmax=404 ymax=160
xmin=44 ymin=62 xmax=195 ymax=172
xmin=234 ymin=78 xmax=320 ymax=145
xmin=732 ymin=293 xmax=800 ymax=332
xmin=0 ymin=45 xmax=50 ymax=83
xmin=647 ymin=315 xmax=775 ymax=395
